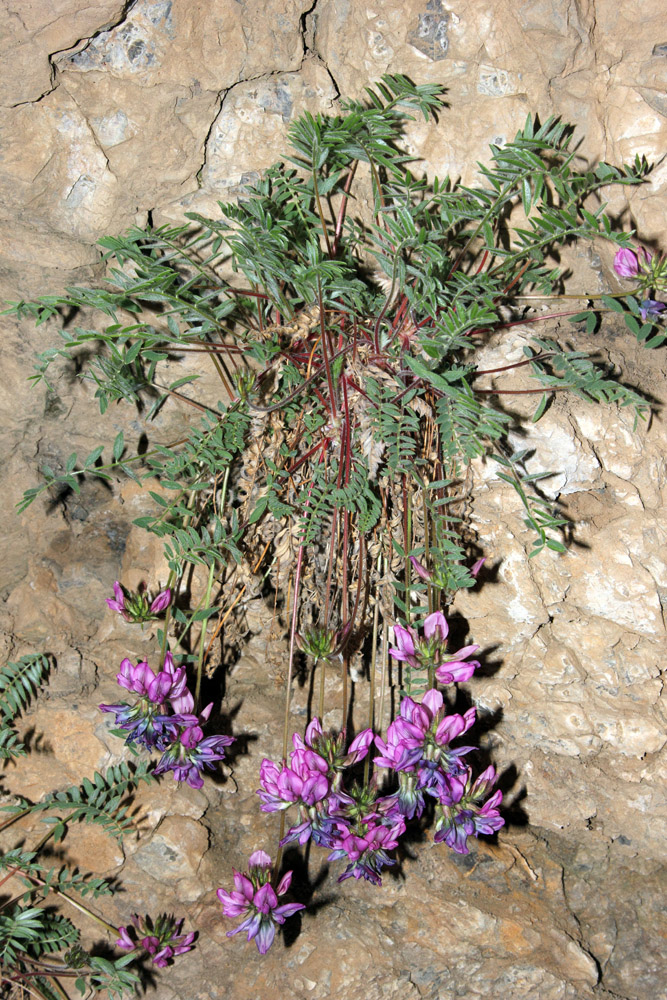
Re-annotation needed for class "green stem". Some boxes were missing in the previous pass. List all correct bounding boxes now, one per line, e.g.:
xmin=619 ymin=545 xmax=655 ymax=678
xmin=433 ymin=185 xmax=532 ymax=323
xmin=363 ymin=551 xmax=382 ymax=787
xmin=403 ymin=479 xmax=412 ymax=626
xmin=195 ymin=559 xmax=217 ymax=709
xmin=274 ymin=543 xmax=306 ymax=877
xmin=4 ymin=866 xmax=119 ymax=938
xmin=318 ymin=657 xmax=326 ymax=723
xmin=312 ymin=170 xmax=333 ymax=257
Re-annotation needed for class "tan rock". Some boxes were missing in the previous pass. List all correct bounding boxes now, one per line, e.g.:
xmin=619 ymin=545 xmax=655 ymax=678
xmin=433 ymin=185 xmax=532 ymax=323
xmin=133 ymin=814 xmax=209 ymax=882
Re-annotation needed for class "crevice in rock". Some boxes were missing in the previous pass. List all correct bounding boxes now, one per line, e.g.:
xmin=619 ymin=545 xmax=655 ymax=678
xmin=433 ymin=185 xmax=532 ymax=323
xmin=300 ymin=0 xmax=319 ymax=57
xmin=300 ymin=0 xmax=341 ymax=102
xmin=8 ymin=1 xmax=138 ymax=109
xmin=194 ymin=86 xmax=231 ymax=190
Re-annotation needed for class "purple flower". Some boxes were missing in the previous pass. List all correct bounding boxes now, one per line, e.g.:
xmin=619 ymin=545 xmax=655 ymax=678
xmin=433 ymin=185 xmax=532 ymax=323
xmin=613 ymin=247 xmax=651 ymax=278
xmin=116 ymin=926 xmax=135 ymax=951
xmin=389 ymin=613 xmax=480 ymax=683
xmin=116 ymin=914 xmax=195 ymax=967
xmin=149 ymin=588 xmax=171 ymax=613
xmin=327 ymin=815 xmax=406 ymax=885
xmin=154 ymin=703 xmax=234 ymax=789
xmin=342 ymin=728 xmax=374 ymax=766
xmin=471 ymin=557 xmax=486 ymax=578
xmin=258 ymin=752 xmax=336 ymax=847
xmin=374 ymin=689 xmax=476 ymax=817
xmin=434 ymin=643 xmax=480 ymax=684
xmin=116 ymin=658 xmax=183 ymax=705
xmin=218 ymin=851 xmax=305 ymax=954
xmin=433 ymin=765 xmax=504 ymax=854
xmin=388 ymin=623 xmax=419 ymax=668
xmin=639 ymin=299 xmax=666 ymax=321
xmin=105 ymin=581 xmax=171 ymax=623
xmin=106 ymin=581 xmax=126 ymax=616
xmin=258 ymin=720 xmax=374 ymax=847
xmin=409 ymin=555 xmax=433 ymax=581
xmin=99 ymin=699 xmax=178 ymax=750
xmin=162 ymin=651 xmax=194 ymax=714
xmin=258 ymin=757 xmax=330 ymax=813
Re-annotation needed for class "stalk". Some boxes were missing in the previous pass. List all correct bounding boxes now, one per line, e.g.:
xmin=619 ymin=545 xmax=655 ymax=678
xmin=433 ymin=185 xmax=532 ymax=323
xmin=363 ymin=549 xmax=383 ymax=786
xmin=312 ymin=170 xmax=333 ymax=257
xmin=195 ymin=559 xmax=217 ymax=709
xmin=274 ymin=543 xmax=307 ymax=878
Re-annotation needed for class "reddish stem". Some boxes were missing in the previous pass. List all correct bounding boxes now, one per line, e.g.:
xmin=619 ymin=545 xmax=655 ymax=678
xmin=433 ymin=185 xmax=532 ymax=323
xmin=474 ymin=351 xmax=556 ymax=376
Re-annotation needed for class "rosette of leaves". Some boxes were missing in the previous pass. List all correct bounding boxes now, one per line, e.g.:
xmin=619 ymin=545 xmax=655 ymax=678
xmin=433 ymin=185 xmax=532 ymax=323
xmin=12 ymin=75 xmax=654 ymax=649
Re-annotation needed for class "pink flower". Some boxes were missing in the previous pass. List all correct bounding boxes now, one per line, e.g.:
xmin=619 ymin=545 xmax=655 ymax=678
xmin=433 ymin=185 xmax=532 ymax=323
xmin=471 ymin=557 xmax=486 ymax=578
xmin=149 ymin=588 xmax=171 ymax=613
xmin=389 ymin=623 xmax=419 ymax=666
xmin=343 ymin=728 xmax=374 ymax=766
xmin=218 ymin=851 xmax=305 ymax=954
xmin=116 ymin=926 xmax=135 ymax=950
xmin=106 ymin=581 xmax=126 ymax=616
xmin=409 ymin=555 xmax=433 ymax=580
xmin=434 ymin=643 xmax=480 ymax=684
xmin=613 ymin=246 xmax=651 ymax=278
xmin=105 ymin=581 xmax=171 ymax=623
xmin=389 ymin=611 xmax=479 ymax=684
xmin=115 ymin=657 xmax=186 ymax=705
xmin=423 ymin=611 xmax=448 ymax=642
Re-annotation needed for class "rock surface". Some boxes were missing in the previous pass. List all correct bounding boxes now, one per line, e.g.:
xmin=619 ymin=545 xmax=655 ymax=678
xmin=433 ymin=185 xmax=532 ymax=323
xmin=0 ymin=3 xmax=665 ymax=999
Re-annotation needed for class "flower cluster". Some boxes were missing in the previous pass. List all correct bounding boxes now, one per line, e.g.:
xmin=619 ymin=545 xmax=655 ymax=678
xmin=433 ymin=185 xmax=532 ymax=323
xmin=100 ymin=652 xmax=190 ymax=751
xmin=250 ymin=612 xmax=503 ymax=902
xmin=100 ymin=593 xmax=233 ymax=788
xmin=258 ymin=718 xmax=404 ymax=886
xmin=116 ymin=913 xmax=195 ymax=968
xmin=218 ymin=851 xmax=305 ymax=954
xmin=433 ymin=765 xmax=504 ymax=853
xmin=389 ymin=610 xmax=480 ymax=685
xmin=376 ymin=688 xmax=503 ymax=853
xmin=100 ymin=653 xmax=233 ymax=788
xmin=613 ymin=246 xmax=666 ymax=321
xmin=374 ymin=688 xmax=476 ymax=820
xmin=106 ymin=581 xmax=171 ymax=624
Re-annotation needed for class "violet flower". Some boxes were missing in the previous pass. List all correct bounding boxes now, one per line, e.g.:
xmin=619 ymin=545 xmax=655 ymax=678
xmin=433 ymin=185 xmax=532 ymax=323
xmin=149 ymin=588 xmax=172 ymax=613
xmin=218 ymin=850 xmax=305 ymax=954
xmin=162 ymin=651 xmax=195 ymax=714
xmin=258 ymin=751 xmax=335 ymax=847
xmin=106 ymin=581 xmax=126 ymax=616
xmin=116 ymin=914 xmax=195 ymax=967
xmin=639 ymin=299 xmax=666 ymax=321
xmin=258 ymin=720 xmax=373 ymax=847
xmin=471 ymin=557 xmax=486 ymax=578
xmin=613 ymin=246 xmax=651 ymax=278
xmin=115 ymin=657 xmax=186 ymax=705
xmin=327 ymin=814 xmax=406 ymax=885
xmin=100 ymin=653 xmax=196 ymax=751
xmin=99 ymin=698 xmax=178 ymax=751
xmin=154 ymin=703 xmax=234 ymax=789
xmin=433 ymin=765 xmax=504 ymax=854
xmin=105 ymin=581 xmax=171 ymax=623
xmin=409 ymin=555 xmax=433 ymax=581
xmin=374 ymin=689 xmax=476 ymax=817
xmin=389 ymin=612 xmax=480 ymax=684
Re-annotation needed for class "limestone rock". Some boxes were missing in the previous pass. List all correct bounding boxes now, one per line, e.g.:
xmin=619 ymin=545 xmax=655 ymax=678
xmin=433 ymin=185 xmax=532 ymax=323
xmin=0 ymin=4 xmax=666 ymax=998
xmin=133 ymin=814 xmax=209 ymax=882
xmin=0 ymin=0 xmax=126 ymax=106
